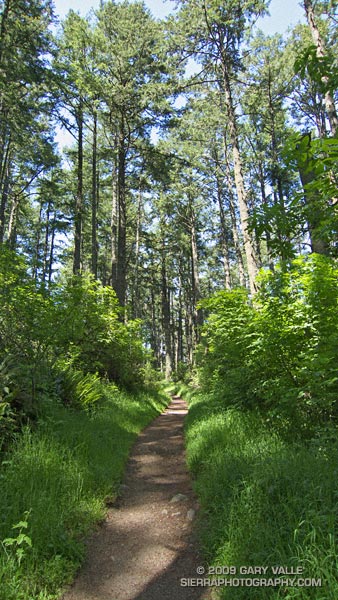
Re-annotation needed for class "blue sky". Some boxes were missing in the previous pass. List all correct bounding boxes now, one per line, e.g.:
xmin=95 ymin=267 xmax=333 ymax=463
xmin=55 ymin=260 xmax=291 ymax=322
xmin=53 ymin=0 xmax=305 ymax=35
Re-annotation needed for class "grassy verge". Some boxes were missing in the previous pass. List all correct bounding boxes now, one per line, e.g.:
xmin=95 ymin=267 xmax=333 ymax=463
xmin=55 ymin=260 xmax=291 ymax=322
xmin=0 ymin=384 xmax=168 ymax=600
xmin=185 ymin=391 xmax=338 ymax=599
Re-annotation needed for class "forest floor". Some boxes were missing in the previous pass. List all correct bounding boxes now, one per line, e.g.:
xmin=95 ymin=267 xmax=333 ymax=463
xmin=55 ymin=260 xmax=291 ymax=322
xmin=61 ymin=396 xmax=210 ymax=600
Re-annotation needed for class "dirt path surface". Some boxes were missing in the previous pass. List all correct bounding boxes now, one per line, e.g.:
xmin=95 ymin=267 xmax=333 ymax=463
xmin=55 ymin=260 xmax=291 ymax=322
xmin=61 ymin=396 xmax=209 ymax=600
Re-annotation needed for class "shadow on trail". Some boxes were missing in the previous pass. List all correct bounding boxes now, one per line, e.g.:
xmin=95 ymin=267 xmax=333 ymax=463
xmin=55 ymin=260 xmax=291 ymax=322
xmin=132 ymin=554 xmax=209 ymax=600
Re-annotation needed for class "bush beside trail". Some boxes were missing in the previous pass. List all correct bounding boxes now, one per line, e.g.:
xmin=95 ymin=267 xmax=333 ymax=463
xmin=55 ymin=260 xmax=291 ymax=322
xmin=198 ymin=254 xmax=338 ymax=439
xmin=181 ymin=254 xmax=338 ymax=599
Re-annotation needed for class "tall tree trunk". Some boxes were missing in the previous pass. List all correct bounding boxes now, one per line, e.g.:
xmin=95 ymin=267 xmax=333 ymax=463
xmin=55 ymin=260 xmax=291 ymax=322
xmin=115 ymin=118 xmax=127 ymax=307
xmin=188 ymin=194 xmax=202 ymax=348
xmin=73 ymin=101 xmax=83 ymax=275
xmin=111 ymin=137 xmax=118 ymax=290
xmin=0 ymin=0 xmax=11 ymax=64
xmin=48 ymin=212 xmax=56 ymax=285
xmin=0 ymin=0 xmax=11 ymax=175
xmin=6 ymin=192 xmax=18 ymax=248
xmin=91 ymin=109 xmax=98 ymax=278
xmin=33 ymin=200 xmax=43 ymax=280
xmin=170 ymin=287 xmax=177 ymax=371
xmin=132 ymin=188 xmax=142 ymax=318
xmin=177 ymin=270 xmax=184 ymax=364
xmin=304 ymin=0 xmax=338 ymax=136
xmin=42 ymin=200 xmax=51 ymax=282
xmin=161 ymin=240 xmax=172 ymax=380
xmin=258 ymin=163 xmax=274 ymax=270
xmin=222 ymin=69 xmax=258 ymax=294
xmin=213 ymin=150 xmax=231 ymax=289
xmin=150 ymin=282 xmax=161 ymax=368
xmin=0 ymin=147 xmax=10 ymax=244
xmin=223 ymin=132 xmax=246 ymax=287
xmin=185 ymin=306 xmax=193 ymax=366
xmin=267 ymin=68 xmax=291 ymax=261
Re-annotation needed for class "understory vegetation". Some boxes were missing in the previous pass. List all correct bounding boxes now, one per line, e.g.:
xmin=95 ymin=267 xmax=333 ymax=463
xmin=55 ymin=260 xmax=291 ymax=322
xmin=182 ymin=253 xmax=338 ymax=599
xmin=184 ymin=392 xmax=338 ymax=599
xmin=198 ymin=254 xmax=338 ymax=439
xmin=0 ymin=247 xmax=151 ymax=452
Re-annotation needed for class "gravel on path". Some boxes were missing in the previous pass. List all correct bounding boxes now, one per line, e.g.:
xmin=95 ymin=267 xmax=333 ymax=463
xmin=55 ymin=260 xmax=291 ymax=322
xmin=61 ymin=396 xmax=211 ymax=600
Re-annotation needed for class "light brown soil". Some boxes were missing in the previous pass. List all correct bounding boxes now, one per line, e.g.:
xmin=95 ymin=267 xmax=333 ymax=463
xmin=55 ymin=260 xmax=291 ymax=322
xmin=61 ymin=396 xmax=209 ymax=600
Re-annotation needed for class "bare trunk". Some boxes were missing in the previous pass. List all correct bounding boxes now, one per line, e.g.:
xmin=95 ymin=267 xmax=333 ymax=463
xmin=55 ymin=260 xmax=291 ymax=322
xmin=185 ymin=308 xmax=193 ymax=366
xmin=48 ymin=213 xmax=56 ymax=284
xmin=91 ymin=109 xmax=98 ymax=278
xmin=188 ymin=195 xmax=202 ymax=348
xmin=73 ymin=102 xmax=83 ymax=275
xmin=150 ymin=284 xmax=161 ymax=368
xmin=42 ymin=201 xmax=51 ymax=282
xmin=115 ymin=118 xmax=127 ymax=307
xmin=32 ymin=201 xmax=43 ymax=280
xmin=223 ymin=132 xmax=246 ymax=287
xmin=0 ymin=0 xmax=11 ymax=64
xmin=6 ymin=193 xmax=18 ymax=248
xmin=111 ymin=138 xmax=118 ymax=291
xmin=267 ymin=74 xmax=290 ymax=261
xmin=132 ymin=188 xmax=142 ymax=318
xmin=161 ymin=242 xmax=172 ymax=380
xmin=177 ymin=276 xmax=184 ymax=364
xmin=258 ymin=163 xmax=274 ymax=270
xmin=222 ymin=69 xmax=258 ymax=294
xmin=214 ymin=159 xmax=231 ymax=289
xmin=0 ymin=149 xmax=10 ymax=243
xmin=170 ymin=288 xmax=177 ymax=372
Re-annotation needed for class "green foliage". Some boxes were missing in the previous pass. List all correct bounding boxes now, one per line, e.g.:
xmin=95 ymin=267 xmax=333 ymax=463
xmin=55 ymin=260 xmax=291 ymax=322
xmin=0 ymin=249 xmax=154 ymax=464
xmin=185 ymin=391 xmax=338 ymax=599
xmin=173 ymin=0 xmax=268 ymax=70
xmin=3 ymin=513 xmax=32 ymax=567
xmin=54 ymin=365 xmax=104 ymax=412
xmin=0 ymin=386 xmax=168 ymax=600
xmin=52 ymin=274 xmax=147 ymax=388
xmin=197 ymin=289 xmax=254 ymax=408
xmin=0 ymin=248 xmax=55 ymax=433
xmin=253 ymin=255 xmax=338 ymax=433
xmin=294 ymin=44 xmax=338 ymax=96
xmin=198 ymin=254 xmax=338 ymax=437
xmin=0 ymin=248 xmax=146 ymax=414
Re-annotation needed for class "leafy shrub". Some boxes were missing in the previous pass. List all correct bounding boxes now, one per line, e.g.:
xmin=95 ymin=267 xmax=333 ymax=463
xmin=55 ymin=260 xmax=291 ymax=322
xmin=255 ymin=254 xmax=338 ymax=431
xmin=0 ymin=251 xmax=150 ymax=428
xmin=0 ymin=248 xmax=55 ymax=420
xmin=198 ymin=254 xmax=338 ymax=437
xmin=52 ymin=274 xmax=147 ymax=389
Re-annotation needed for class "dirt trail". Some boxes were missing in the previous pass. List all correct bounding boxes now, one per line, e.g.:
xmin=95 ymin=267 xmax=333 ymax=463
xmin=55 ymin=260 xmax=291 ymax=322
xmin=61 ymin=396 xmax=209 ymax=600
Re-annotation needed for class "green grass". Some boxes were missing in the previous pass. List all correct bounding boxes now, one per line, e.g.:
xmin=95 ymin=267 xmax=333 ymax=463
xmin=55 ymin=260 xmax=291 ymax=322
xmin=0 ymin=384 xmax=168 ymax=600
xmin=185 ymin=392 xmax=338 ymax=599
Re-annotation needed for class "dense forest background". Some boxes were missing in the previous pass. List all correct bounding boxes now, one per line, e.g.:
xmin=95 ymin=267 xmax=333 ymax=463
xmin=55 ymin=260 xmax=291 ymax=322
xmin=1 ymin=0 xmax=337 ymax=414
xmin=0 ymin=0 xmax=338 ymax=599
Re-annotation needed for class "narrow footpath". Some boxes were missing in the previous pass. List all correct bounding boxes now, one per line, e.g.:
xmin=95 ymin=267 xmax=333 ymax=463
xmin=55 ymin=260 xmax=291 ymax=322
xmin=61 ymin=396 xmax=209 ymax=600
